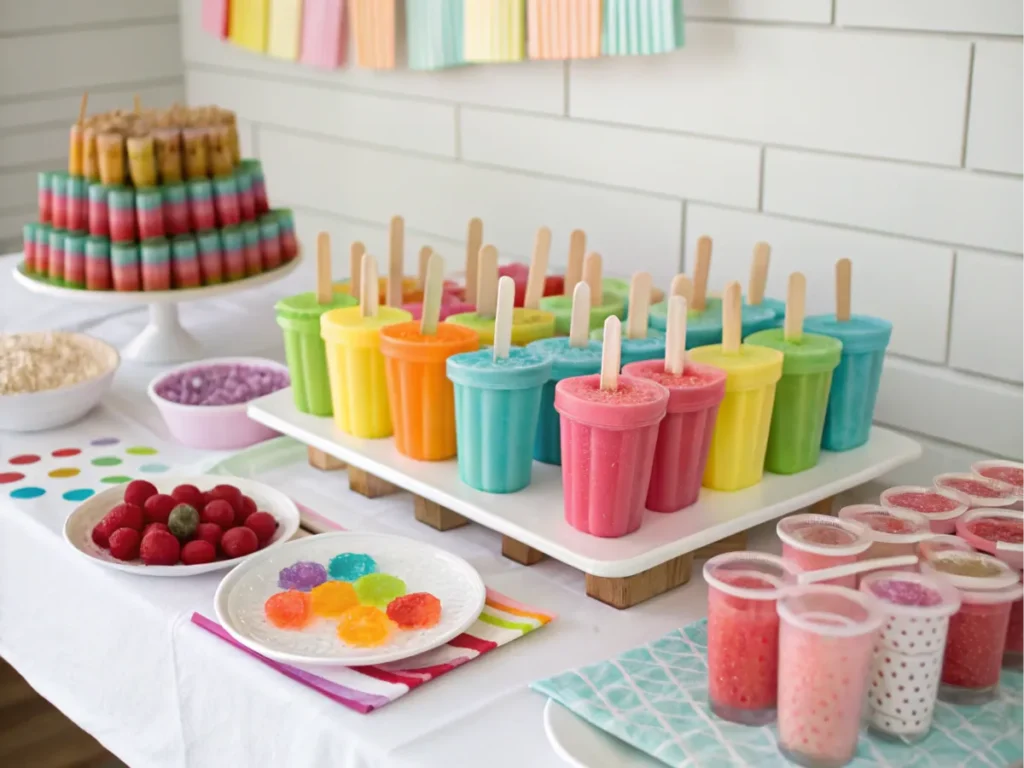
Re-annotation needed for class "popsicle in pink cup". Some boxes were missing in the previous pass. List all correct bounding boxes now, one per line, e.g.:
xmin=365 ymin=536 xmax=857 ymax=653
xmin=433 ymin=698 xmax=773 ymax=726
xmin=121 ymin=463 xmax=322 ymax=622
xmin=880 ymin=485 xmax=968 ymax=534
xmin=776 ymin=585 xmax=883 ymax=768
xmin=777 ymin=514 xmax=872 ymax=588
xmin=934 ymin=472 xmax=1019 ymax=509
xmin=401 ymin=245 xmax=473 ymax=319
xmin=555 ymin=315 xmax=668 ymax=538
xmin=972 ymin=460 xmax=1023 ymax=510
xmin=837 ymin=504 xmax=931 ymax=566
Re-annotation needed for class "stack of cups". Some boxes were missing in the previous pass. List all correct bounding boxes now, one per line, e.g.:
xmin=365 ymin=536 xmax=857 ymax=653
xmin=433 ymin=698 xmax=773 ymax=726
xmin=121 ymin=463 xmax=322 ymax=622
xmin=777 ymin=514 xmax=872 ymax=588
xmin=111 ymin=242 xmax=140 ymax=291
xmin=188 ymin=179 xmax=216 ymax=231
xmin=141 ymin=238 xmax=172 ymax=291
xmin=277 ymin=210 xmax=298 ymax=260
xmin=108 ymin=186 xmax=135 ymax=243
xmin=22 ymin=224 xmax=37 ymax=273
xmin=48 ymin=230 xmax=65 ymax=284
xmin=171 ymin=235 xmax=201 ymax=289
xmin=34 ymin=225 xmax=50 ymax=277
xmin=260 ymin=214 xmax=282 ymax=270
xmin=87 ymin=184 xmax=109 ymax=238
xmin=136 ymin=189 xmax=165 ymax=241
xmin=63 ymin=233 xmax=86 ymax=289
xmin=66 ymin=177 xmax=87 ymax=233
xmin=196 ymin=230 xmax=224 ymax=285
xmin=837 ymin=504 xmax=931 ymax=565
xmin=221 ymin=226 xmax=246 ymax=281
xmin=214 ymin=175 xmax=240 ymax=227
xmin=242 ymin=222 xmax=262 ymax=276
xmin=50 ymin=173 xmax=68 ymax=230
xmin=163 ymin=183 xmax=191 ymax=236
xmin=38 ymin=172 xmax=53 ymax=224
xmin=85 ymin=236 xmax=111 ymax=290
xmin=236 ymin=167 xmax=256 ymax=221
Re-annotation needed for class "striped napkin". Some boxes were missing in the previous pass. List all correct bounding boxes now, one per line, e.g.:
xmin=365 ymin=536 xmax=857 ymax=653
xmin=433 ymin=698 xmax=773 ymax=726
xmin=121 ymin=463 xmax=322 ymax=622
xmin=464 ymin=0 xmax=526 ymax=63
xmin=527 ymin=0 xmax=602 ymax=60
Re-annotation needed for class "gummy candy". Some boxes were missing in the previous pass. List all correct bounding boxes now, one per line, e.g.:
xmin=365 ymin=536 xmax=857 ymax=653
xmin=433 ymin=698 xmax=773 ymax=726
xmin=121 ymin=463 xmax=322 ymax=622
xmin=328 ymin=552 xmax=377 ymax=582
xmin=167 ymin=503 xmax=199 ymax=539
xmin=310 ymin=580 xmax=359 ymax=619
xmin=278 ymin=561 xmax=328 ymax=591
xmin=354 ymin=573 xmax=406 ymax=608
xmin=386 ymin=592 xmax=442 ymax=630
xmin=336 ymin=605 xmax=392 ymax=647
xmin=265 ymin=590 xmax=312 ymax=629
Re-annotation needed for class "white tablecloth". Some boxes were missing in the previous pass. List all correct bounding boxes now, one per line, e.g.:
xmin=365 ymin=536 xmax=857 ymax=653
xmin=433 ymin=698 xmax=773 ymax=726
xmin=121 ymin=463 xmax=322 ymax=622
xmin=0 ymin=252 xmax=856 ymax=768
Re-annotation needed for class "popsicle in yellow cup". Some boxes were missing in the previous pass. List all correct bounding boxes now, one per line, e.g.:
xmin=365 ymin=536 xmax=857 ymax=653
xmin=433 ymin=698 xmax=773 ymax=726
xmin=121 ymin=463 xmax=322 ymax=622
xmin=689 ymin=281 xmax=783 ymax=491
xmin=334 ymin=228 xmax=419 ymax=303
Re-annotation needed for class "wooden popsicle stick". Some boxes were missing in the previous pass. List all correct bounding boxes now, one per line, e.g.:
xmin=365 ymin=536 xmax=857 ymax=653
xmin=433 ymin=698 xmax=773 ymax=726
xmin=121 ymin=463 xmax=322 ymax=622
xmin=418 ymin=245 xmax=432 ymax=290
xmin=77 ymin=92 xmax=89 ymax=126
xmin=665 ymin=295 xmax=688 ymax=375
xmin=583 ymin=252 xmax=603 ymax=306
xmin=420 ymin=252 xmax=445 ymax=336
xmin=492 ymin=275 xmax=516 ymax=361
xmin=670 ymin=274 xmax=693 ymax=304
xmin=599 ymin=315 xmax=621 ymax=391
xmin=749 ymin=242 xmax=770 ymax=305
xmin=626 ymin=272 xmax=652 ymax=340
xmin=360 ymin=253 xmax=379 ymax=318
xmin=722 ymin=281 xmax=742 ymax=354
xmin=386 ymin=215 xmax=404 ymax=307
xmin=349 ymin=241 xmax=365 ymax=299
xmin=524 ymin=226 xmax=551 ymax=310
xmin=133 ymin=94 xmax=141 ymax=115
xmin=569 ymin=281 xmax=591 ymax=348
xmin=465 ymin=217 xmax=483 ymax=305
xmin=564 ymin=229 xmax=586 ymax=296
xmin=315 ymin=232 xmax=333 ymax=305
xmin=692 ymin=236 xmax=712 ymax=311
xmin=836 ymin=258 xmax=852 ymax=322
xmin=476 ymin=245 xmax=499 ymax=319
xmin=784 ymin=272 xmax=806 ymax=343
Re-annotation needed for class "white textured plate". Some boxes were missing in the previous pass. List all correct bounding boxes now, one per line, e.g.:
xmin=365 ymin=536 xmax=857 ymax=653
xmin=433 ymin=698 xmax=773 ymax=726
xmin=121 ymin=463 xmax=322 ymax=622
xmin=214 ymin=531 xmax=486 ymax=667
xmin=63 ymin=475 xmax=300 ymax=576
xmin=543 ymin=700 xmax=660 ymax=768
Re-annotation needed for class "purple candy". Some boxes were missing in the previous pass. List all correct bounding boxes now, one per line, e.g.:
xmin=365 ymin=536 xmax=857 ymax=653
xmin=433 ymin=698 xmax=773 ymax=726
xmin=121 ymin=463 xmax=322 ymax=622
xmin=278 ymin=561 xmax=328 ymax=592
xmin=155 ymin=363 xmax=289 ymax=406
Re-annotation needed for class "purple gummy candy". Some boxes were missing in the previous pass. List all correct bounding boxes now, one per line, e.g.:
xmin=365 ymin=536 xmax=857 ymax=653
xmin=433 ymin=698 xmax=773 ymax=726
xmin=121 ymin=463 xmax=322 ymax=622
xmin=154 ymin=363 xmax=289 ymax=406
xmin=278 ymin=561 xmax=328 ymax=592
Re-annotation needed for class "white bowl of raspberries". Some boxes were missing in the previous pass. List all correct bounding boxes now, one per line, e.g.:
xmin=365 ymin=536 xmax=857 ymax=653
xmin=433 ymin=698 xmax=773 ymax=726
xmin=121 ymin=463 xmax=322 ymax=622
xmin=63 ymin=476 xmax=301 ymax=576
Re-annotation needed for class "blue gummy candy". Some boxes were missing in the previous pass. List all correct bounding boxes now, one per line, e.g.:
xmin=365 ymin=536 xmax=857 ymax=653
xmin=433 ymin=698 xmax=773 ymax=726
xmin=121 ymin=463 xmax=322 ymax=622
xmin=328 ymin=553 xmax=377 ymax=582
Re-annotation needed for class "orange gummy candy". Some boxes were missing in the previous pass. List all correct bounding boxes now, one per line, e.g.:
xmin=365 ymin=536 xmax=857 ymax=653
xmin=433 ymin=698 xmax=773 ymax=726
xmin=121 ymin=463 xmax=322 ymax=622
xmin=337 ymin=605 xmax=392 ymax=647
xmin=264 ymin=590 xmax=312 ymax=630
xmin=311 ymin=580 xmax=359 ymax=619
xmin=386 ymin=592 xmax=442 ymax=630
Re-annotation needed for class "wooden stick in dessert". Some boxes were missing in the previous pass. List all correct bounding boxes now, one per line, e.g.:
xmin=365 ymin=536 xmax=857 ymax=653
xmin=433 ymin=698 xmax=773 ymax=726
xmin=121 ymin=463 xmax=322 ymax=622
xmin=665 ymin=295 xmax=688 ymax=376
xmin=692 ymin=235 xmax=712 ymax=311
xmin=133 ymin=94 xmax=142 ymax=116
xmin=568 ymin=281 xmax=591 ymax=349
xmin=387 ymin=215 xmax=404 ymax=307
xmin=418 ymin=245 xmax=432 ymax=290
xmin=492 ymin=275 xmax=516 ymax=361
xmin=626 ymin=272 xmax=652 ymax=340
xmin=670 ymin=274 xmax=693 ymax=304
xmin=836 ymin=258 xmax=852 ymax=323
xmin=583 ymin=252 xmax=603 ymax=306
xmin=476 ymin=245 xmax=499 ymax=319
xmin=599 ymin=316 xmax=621 ymax=391
xmin=722 ymin=281 xmax=742 ymax=354
xmin=359 ymin=252 xmax=379 ymax=318
xmin=465 ymin=217 xmax=483 ymax=305
xmin=749 ymin=242 xmax=770 ymax=306
xmin=783 ymin=272 xmax=806 ymax=343
xmin=349 ymin=241 xmax=365 ymax=299
xmin=564 ymin=229 xmax=586 ymax=296
xmin=523 ymin=226 xmax=551 ymax=310
xmin=420 ymin=251 xmax=445 ymax=336
xmin=316 ymin=232 xmax=333 ymax=305
xmin=77 ymin=92 xmax=89 ymax=126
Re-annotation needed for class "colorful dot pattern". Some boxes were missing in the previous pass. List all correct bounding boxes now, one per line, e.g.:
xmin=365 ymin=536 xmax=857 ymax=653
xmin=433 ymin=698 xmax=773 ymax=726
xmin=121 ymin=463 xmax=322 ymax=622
xmin=91 ymin=457 xmax=122 ymax=466
xmin=49 ymin=468 xmax=80 ymax=478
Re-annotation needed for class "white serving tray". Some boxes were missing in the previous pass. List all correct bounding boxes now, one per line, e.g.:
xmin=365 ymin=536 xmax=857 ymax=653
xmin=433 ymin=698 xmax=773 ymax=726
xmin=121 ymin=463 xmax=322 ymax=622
xmin=248 ymin=388 xmax=920 ymax=578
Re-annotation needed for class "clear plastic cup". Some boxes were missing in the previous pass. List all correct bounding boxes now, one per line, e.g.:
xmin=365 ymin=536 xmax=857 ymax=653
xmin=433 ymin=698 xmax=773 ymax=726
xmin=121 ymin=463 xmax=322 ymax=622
xmin=837 ymin=504 xmax=932 ymax=564
xmin=776 ymin=585 xmax=883 ymax=768
xmin=971 ymin=460 xmax=1023 ymax=511
xmin=934 ymin=472 xmax=1019 ymax=509
xmin=621 ymin=359 xmax=727 ymax=512
xmin=555 ymin=374 xmax=668 ymax=538
xmin=445 ymin=307 xmax=556 ymax=346
xmin=880 ymin=485 xmax=968 ymax=535
xmin=859 ymin=571 xmax=961 ymax=742
xmin=704 ymin=552 xmax=798 ymax=725
xmin=777 ymin=514 xmax=872 ymax=588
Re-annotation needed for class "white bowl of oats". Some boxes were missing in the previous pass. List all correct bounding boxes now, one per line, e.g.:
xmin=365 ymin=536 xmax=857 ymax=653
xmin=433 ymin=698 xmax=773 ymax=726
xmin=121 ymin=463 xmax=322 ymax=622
xmin=0 ymin=332 xmax=120 ymax=432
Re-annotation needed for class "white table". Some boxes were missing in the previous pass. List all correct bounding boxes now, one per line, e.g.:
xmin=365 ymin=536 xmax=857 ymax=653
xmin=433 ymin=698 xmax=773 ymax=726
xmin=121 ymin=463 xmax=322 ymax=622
xmin=0 ymin=252 xmax=881 ymax=768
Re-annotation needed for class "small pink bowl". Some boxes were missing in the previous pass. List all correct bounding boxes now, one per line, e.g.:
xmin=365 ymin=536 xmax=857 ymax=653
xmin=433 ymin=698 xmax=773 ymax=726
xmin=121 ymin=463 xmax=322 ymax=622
xmin=147 ymin=357 xmax=287 ymax=450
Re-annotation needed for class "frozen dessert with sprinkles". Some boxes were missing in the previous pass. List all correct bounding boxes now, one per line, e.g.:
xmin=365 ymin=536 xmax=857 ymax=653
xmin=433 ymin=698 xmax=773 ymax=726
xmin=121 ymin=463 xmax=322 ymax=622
xmin=154 ymin=361 xmax=289 ymax=406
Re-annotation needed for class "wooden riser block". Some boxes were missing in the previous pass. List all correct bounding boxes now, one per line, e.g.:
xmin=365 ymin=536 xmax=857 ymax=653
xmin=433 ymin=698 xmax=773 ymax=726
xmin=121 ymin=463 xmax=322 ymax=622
xmin=586 ymin=553 xmax=694 ymax=610
xmin=693 ymin=530 xmax=748 ymax=560
xmin=307 ymin=446 xmax=347 ymax=471
xmin=348 ymin=467 xmax=398 ymax=498
xmin=502 ymin=536 xmax=545 ymax=565
xmin=413 ymin=496 xmax=469 ymax=531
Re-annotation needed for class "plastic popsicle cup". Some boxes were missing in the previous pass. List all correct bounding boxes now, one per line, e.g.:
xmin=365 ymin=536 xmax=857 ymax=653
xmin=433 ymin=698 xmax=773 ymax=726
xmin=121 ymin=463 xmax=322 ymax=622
xmin=163 ymin=183 xmax=191 ymax=236
xmin=934 ymin=472 xmax=1019 ymax=509
xmin=236 ymin=168 xmax=256 ymax=222
xmin=880 ymin=485 xmax=968 ymax=535
xmin=1006 ymin=593 xmax=1023 ymax=670
xmin=136 ymin=188 xmax=165 ymax=241
xmin=259 ymin=214 xmax=282 ymax=271
xmin=859 ymin=571 xmax=961 ymax=742
xmin=241 ymin=222 xmax=263 ymax=276
xmin=540 ymin=293 xmax=625 ymax=335
xmin=188 ymin=179 xmax=216 ymax=232
xmin=111 ymin=242 xmax=140 ymax=292
xmin=214 ymin=175 xmax=241 ymax=227
xmin=22 ymin=223 xmax=37 ymax=274
xmin=141 ymin=238 xmax=172 ymax=291
xmin=221 ymin=226 xmax=246 ymax=281
xmin=47 ymin=229 xmax=65 ymax=285
xmin=275 ymin=211 xmax=297 ymax=261
xmin=63 ymin=233 xmax=86 ymax=289
xmin=38 ymin=171 xmax=53 ymax=224
xmin=746 ymin=328 xmax=842 ymax=474
xmin=66 ymin=176 xmax=87 ymax=233
xmin=171 ymin=235 xmax=201 ymax=289
xmin=196 ymin=230 xmax=224 ymax=285
xmin=85 ymin=236 xmax=111 ymax=290
xmin=87 ymin=183 xmax=110 ymax=237
xmin=956 ymin=509 xmax=1023 ymax=570
xmin=621 ymin=359 xmax=726 ymax=512
xmin=50 ymin=171 xmax=68 ymax=230
xmin=972 ymin=460 xmax=1024 ymax=509
xmin=705 ymin=553 xmax=799 ymax=725
xmin=96 ymin=133 xmax=125 ymax=186
xmin=837 ymin=504 xmax=931 ymax=564
xmin=34 ymin=224 xmax=50 ymax=277
xmin=68 ymin=123 xmax=84 ymax=176
xmin=126 ymin=134 xmax=158 ymax=188
xmin=108 ymin=185 xmax=135 ymax=243
xmin=320 ymin=306 xmax=412 ymax=438
xmin=555 ymin=373 xmax=668 ymax=537
xmin=445 ymin=307 xmax=556 ymax=346
xmin=776 ymin=585 xmax=883 ymax=768
xmin=275 ymin=291 xmax=359 ymax=415
xmin=777 ymin=514 xmax=872 ymax=588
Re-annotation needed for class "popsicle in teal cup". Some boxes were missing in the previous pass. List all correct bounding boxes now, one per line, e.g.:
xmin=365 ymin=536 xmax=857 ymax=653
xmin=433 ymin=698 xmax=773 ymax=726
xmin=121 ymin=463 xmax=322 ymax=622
xmin=528 ymin=282 xmax=603 ymax=465
xmin=448 ymin=276 xmax=552 ymax=493
xmin=589 ymin=271 xmax=666 ymax=366
xmin=804 ymin=258 xmax=892 ymax=451
xmin=746 ymin=241 xmax=786 ymax=325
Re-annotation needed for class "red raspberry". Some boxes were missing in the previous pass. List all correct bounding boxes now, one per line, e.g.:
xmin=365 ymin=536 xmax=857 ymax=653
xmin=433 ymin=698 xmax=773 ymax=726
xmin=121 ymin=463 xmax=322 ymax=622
xmin=123 ymin=479 xmax=158 ymax=507
xmin=140 ymin=529 xmax=181 ymax=566
xmin=201 ymin=499 xmax=235 ymax=530
xmin=208 ymin=484 xmax=243 ymax=516
xmin=195 ymin=522 xmax=223 ymax=551
xmin=171 ymin=484 xmax=204 ymax=509
xmin=244 ymin=511 xmax=278 ymax=545
xmin=221 ymin=527 xmax=258 ymax=559
xmin=144 ymin=522 xmax=171 ymax=538
xmin=109 ymin=528 xmax=141 ymax=561
xmin=236 ymin=495 xmax=257 ymax=525
xmin=144 ymin=493 xmax=176 ymax=524
xmin=102 ymin=502 xmax=144 ymax=533
xmin=92 ymin=521 xmax=113 ymax=548
xmin=181 ymin=540 xmax=216 ymax=565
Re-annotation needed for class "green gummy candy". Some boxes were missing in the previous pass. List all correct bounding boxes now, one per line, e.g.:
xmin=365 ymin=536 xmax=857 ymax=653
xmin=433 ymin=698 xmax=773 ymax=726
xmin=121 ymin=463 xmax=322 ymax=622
xmin=167 ymin=504 xmax=199 ymax=539
xmin=353 ymin=573 xmax=407 ymax=609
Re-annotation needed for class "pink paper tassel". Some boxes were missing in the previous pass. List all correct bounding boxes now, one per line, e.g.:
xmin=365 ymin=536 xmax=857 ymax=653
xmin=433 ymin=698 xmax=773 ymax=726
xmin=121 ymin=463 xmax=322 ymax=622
xmin=301 ymin=0 xmax=347 ymax=68
xmin=202 ymin=0 xmax=230 ymax=38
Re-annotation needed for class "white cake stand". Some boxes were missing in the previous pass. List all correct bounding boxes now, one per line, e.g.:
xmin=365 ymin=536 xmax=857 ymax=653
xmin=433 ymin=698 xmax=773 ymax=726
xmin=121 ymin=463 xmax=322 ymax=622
xmin=12 ymin=256 xmax=302 ymax=364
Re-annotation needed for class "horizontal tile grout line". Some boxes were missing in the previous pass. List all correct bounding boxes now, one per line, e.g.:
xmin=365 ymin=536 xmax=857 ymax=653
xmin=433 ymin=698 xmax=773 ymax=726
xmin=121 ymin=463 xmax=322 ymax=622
xmin=690 ymin=16 xmax=1024 ymax=42
xmin=0 ymin=77 xmax=185 ymax=108
xmin=873 ymin=420 xmax=1021 ymax=461
xmin=0 ymin=16 xmax=180 ymax=40
xmin=885 ymin=350 xmax=1023 ymax=390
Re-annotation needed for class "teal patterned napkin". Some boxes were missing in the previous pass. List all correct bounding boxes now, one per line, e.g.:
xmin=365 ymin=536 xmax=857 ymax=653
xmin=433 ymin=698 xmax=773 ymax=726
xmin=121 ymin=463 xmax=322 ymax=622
xmin=532 ymin=620 xmax=1024 ymax=767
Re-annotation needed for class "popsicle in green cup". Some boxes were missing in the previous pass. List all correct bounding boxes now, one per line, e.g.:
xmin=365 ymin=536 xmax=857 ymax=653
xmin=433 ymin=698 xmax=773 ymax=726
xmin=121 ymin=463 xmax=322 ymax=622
xmin=275 ymin=232 xmax=357 ymax=415
xmin=747 ymin=273 xmax=842 ymax=474
xmin=540 ymin=251 xmax=624 ymax=334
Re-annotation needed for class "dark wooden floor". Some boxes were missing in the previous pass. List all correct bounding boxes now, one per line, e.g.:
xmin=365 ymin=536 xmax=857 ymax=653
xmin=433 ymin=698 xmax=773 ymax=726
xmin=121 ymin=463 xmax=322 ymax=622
xmin=0 ymin=658 xmax=120 ymax=768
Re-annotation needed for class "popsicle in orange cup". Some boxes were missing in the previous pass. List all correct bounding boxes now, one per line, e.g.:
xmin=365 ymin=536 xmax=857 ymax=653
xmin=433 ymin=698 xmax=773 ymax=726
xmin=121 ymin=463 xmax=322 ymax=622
xmin=333 ymin=217 xmax=419 ymax=301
